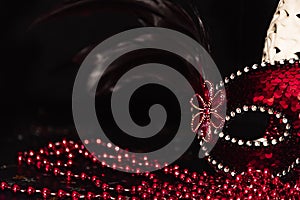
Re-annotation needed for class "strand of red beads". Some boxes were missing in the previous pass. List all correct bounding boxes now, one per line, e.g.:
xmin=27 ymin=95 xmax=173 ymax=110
xmin=0 ymin=139 xmax=299 ymax=199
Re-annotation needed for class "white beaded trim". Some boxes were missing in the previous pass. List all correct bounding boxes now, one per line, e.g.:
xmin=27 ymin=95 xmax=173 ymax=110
xmin=219 ymin=105 xmax=291 ymax=147
xmin=207 ymin=155 xmax=299 ymax=178
xmin=222 ymin=59 xmax=299 ymax=86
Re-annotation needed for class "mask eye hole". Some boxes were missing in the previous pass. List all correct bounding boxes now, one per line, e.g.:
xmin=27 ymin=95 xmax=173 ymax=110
xmin=226 ymin=112 xmax=269 ymax=141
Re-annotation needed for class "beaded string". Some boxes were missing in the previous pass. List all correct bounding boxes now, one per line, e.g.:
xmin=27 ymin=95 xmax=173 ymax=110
xmin=1 ymin=139 xmax=299 ymax=199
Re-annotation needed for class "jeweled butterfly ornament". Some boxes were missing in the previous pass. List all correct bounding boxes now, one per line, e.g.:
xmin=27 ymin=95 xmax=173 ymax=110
xmin=190 ymin=80 xmax=225 ymax=142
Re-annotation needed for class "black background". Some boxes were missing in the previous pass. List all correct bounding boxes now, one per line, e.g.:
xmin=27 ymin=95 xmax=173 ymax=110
xmin=0 ymin=0 xmax=279 ymax=165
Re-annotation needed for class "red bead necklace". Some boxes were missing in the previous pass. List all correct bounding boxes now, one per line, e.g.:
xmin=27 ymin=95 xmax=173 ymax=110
xmin=0 ymin=139 xmax=299 ymax=199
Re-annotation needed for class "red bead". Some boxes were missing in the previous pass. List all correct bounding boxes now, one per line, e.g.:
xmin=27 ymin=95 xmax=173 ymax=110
xmin=45 ymin=164 xmax=51 ymax=172
xmin=94 ymin=179 xmax=101 ymax=187
xmin=91 ymin=176 xmax=97 ymax=182
xmin=131 ymin=186 xmax=137 ymax=194
xmin=66 ymin=171 xmax=72 ymax=181
xmin=147 ymin=188 xmax=154 ymax=195
xmin=155 ymin=192 xmax=161 ymax=197
xmin=12 ymin=184 xmax=20 ymax=193
xmin=192 ymin=172 xmax=198 ymax=179
xmin=57 ymin=160 xmax=62 ymax=166
xmin=141 ymin=181 xmax=148 ymax=187
xmin=177 ymin=184 xmax=183 ymax=190
xmin=57 ymin=189 xmax=66 ymax=198
xmin=42 ymin=188 xmax=50 ymax=199
xmin=163 ymin=182 xmax=169 ymax=188
xmin=167 ymin=185 xmax=174 ymax=191
xmin=27 ymin=158 xmax=33 ymax=165
xmin=115 ymin=184 xmax=124 ymax=193
xmin=54 ymin=168 xmax=60 ymax=176
xmin=86 ymin=192 xmax=95 ymax=199
xmin=164 ymin=167 xmax=169 ymax=173
xmin=175 ymin=191 xmax=181 ymax=197
xmin=185 ymin=177 xmax=192 ymax=183
xmin=149 ymin=174 xmax=155 ymax=179
xmin=141 ymin=193 xmax=148 ymax=199
xmin=182 ymin=186 xmax=189 ymax=192
xmin=67 ymin=160 xmax=73 ymax=166
xmin=161 ymin=189 xmax=167 ymax=195
xmin=191 ymin=191 xmax=197 ymax=197
xmin=197 ymin=187 xmax=203 ymax=194
xmin=48 ymin=143 xmax=53 ymax=148
xmin=137 ymin=185 xmax=143 ymax=192
xmin=102 ymin=192 xmax=111 ymax=200
xmin=18 ymin=153 xmax=23 ymax=164
xmin=236 ymin=175 xmax=242 ymax=182
xmin=117 ymin=195 xmax=125 ymax=200
xmin=184 ymin=192 xmax=191 ymax=198
xmin=102 ymin=183 xmax=109 ymax=191
xmin=72 ymin=191 xmax=80 ymax=200
xmin=0 ymin=182 xmax=8 ymax=190
xmin=152 ymin=183 xmax=159 ymax=189
xmin=80 ymin=173 xmax=87 ymax=180
xmin=36 ymin=161 xmax=42 ymax=169
xmin=27 ymin=186 xmax=35 ymax=195
xmin=179 ymin=174 xmax=185 ymax=180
